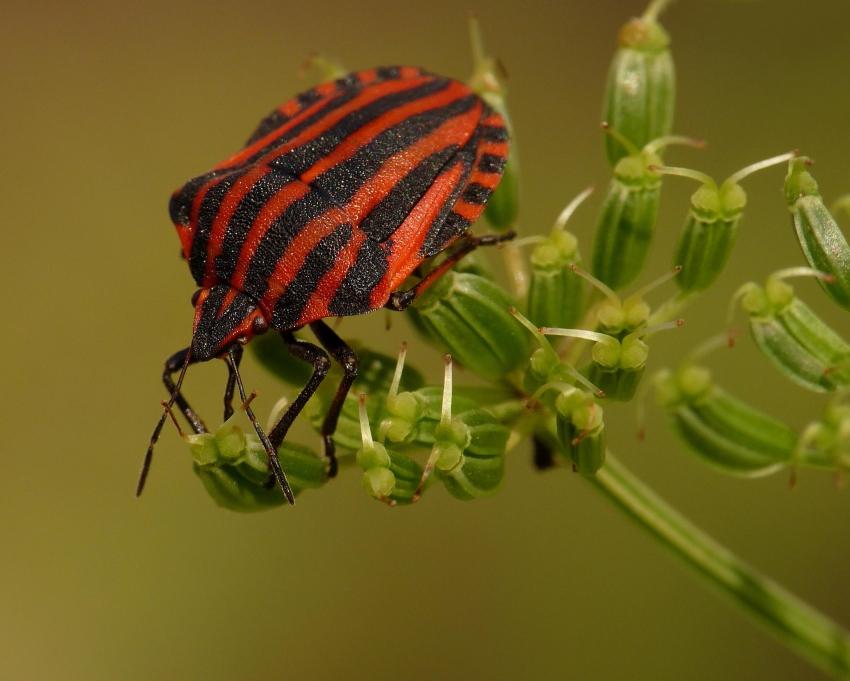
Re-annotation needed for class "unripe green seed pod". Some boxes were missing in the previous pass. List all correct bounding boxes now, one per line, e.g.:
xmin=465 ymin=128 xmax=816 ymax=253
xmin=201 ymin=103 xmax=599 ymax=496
xmin=526 ymin=187 xmax=591 ymax=329
xmin=554 ymin=391 xmax=606 ymax=476
xmin=406 ymin=270 xmax=530 ymax=381
xmin=304 ymin=346 xmax=425 ymax=452
xmin=543 ymin=319 xmax=681 ymax=402
xmin=355 ymin=394 xmax=424 ymax=506
xmin=730 ymin=268 xmax=850 ymax=393
xmin=651 ymin=337 xmax=798 ymax=477
xmin=416 ymin=356 xmax=509 ymax=501
xmin=652 ymin=152 xmax=796 ymax=293
xmin=797 ymin=395 xmax=850 ymax=474
xmin=592 ymin=127 xmax=704 ymax=291
xmin=571 ymin=264 xmax=679 ymax=339
xmin=784 ymin=158 xmax=850 ymax=310
xmin=468 ymin=14 xmax=518 ymax=231
xmin=189 ymin=418 xmax=325 ymax=512
xmin=603 ymin=5 xmax=675 ymax=167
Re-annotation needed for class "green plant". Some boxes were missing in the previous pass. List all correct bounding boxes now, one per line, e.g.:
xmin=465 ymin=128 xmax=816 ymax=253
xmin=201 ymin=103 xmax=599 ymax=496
xmin=165 ymin=4 xmax=850 ymax=677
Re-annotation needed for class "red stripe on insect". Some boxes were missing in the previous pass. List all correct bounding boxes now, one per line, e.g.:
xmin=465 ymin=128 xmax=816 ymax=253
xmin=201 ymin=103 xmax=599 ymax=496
xmin=298 ymin=230 xmax=368 ymax=325
xmin=372 ymin=160 xmax=468 ymax=303
xmin=340 ymin=105 xmax=481 ymax=224
xmin=257 ymin=207 xmax=351 ymax=315
xmin=218 ymin=77 xmax=433 ymax=171
xmin=229 ymin=181 xmax=313 ymax=294
xmin=300 ymin=82 xmax=476 ymax=184
xmin=204 ymin=165 xmax=272 ymax=283
xmin=452 ymin=199 xmax=484 ymax=222
xmin=478 ymin=141 xmax=509 ymax=158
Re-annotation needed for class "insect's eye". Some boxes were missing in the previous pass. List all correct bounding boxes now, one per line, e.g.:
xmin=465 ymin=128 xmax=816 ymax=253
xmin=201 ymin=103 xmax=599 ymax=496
xmin=252 ymin=316 xmax=269 ymax=335
xmin=191 ymin=289 xmax=202 ymax=307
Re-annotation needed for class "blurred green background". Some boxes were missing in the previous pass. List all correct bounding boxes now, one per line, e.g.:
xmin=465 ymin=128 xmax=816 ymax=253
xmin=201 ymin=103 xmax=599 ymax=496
xmin=2 ymin=0 xmax=849 ymax=678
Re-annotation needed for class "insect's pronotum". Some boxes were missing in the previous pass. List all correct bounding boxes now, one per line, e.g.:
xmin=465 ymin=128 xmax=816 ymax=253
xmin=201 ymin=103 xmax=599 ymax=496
xmin=138 ymin=66 xmax=512 ymax=502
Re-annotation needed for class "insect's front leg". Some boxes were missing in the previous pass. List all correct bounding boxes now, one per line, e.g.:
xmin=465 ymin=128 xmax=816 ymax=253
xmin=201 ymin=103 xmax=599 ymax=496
xmin=223 ymin=344 xmax=243 ymax=421
xmin=309 ymin=320 xmax=359 ymax=478
xmin=162 ymin=347 xmax=207 ymax=435
xmin=385 ymin=230 xmax=516 ymax=311
xmin=137 ymin=347 xmax=206 ymax=497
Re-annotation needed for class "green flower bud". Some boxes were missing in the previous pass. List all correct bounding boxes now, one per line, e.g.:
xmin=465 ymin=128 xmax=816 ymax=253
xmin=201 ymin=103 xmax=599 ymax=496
xmin=652 ymin=337 xmax=798 ymax=477
xmin=784 ymin=158 xmax=850 ymax=310
xmin=511 ymin=308 xmax=605 ymax=402
xmin=406 ymin=270 xmax=529 ymax=381
xmin=355 ymin=393 xmax=424 ymax=506
xmin=571 ymin=264 xmax=679 ymax=338
xmin=730 ymin=268 xmax=850 ymax=393
xmin=603 ymin=2 xmax=676 ymax=167
xmin=543 ymin=319 xmax=682 ymax=402
xmin=652 ymin=152 xmax=796 ymax=293
xmin=468 ymin=14 xmax=518 ymax=231
xmin=592 ymin=127 xmax=704 ymax=291
xmin=526 ymin=187 xmax=591 ymax=329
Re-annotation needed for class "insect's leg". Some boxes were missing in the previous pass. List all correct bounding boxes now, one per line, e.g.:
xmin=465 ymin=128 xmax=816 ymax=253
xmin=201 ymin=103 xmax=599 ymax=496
xmin=137 ymin=347 xmax=207 ymax=497
xmin=225 ymin=346 xmax=295 ymax=504
xmin=268 ymin=331 xmax=332 ymax=460
xmin=223 ymin=344 xmax=242 ymax=421
xmin=385 ymin=230 xmax=516 ymax=311
xmin=309 ymin=320 xmax=359 ymax=478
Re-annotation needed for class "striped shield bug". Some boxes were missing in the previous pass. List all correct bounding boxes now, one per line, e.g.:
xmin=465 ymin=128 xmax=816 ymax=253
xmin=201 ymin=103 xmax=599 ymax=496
xmin=139 ymin=67 xmax=512 ymax=503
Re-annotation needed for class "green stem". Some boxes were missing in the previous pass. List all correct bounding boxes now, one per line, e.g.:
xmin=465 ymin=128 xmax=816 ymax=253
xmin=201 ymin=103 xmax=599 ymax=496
xmin=587 ymin=452 xmax=850 ymax=679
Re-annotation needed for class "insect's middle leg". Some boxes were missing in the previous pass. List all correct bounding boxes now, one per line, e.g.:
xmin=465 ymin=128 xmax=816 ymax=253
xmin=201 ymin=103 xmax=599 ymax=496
xmin=385 ymin=230 xmax=516 ymax=311
xmin=309 ymin=319 xmax=359 ymax=478
xmin=268 ymin=331 xmax=331 ymax=459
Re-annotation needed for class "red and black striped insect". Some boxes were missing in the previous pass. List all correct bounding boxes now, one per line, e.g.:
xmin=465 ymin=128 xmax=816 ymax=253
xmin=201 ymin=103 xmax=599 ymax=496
xmin=138 ymin=66 xmax=511 ymax=503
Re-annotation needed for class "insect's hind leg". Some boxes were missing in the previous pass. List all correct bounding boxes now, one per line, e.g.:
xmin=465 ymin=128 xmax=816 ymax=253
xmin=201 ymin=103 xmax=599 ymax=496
xmin=309 ymin=320 xmax=359 ymax=478
xmin=385 ymin=230 xmax=516 ymax=312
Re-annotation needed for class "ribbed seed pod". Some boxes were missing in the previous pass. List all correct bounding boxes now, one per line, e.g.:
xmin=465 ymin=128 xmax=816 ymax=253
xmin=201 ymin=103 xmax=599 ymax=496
xmin=526 ymin=186 xmax=592 ymax=329
xmin=430 ymin=358 xmax=509 ymax=500
xmin=550 ymin=388 xmax=606 ymax=476
xmin=468 ymin=14 xmax=518 ymax=231
xmin=730 ymin=268 xmax=850 ymax=392
xmin=592 ymin=128 xmax=703 ymax=291
xmin=651 ymin=152 xmax=796 ymax=293
xmin=406 ymin=270 xmax=529 ymax=381
xmin=784 ymin=157 xmax=850 ymax=310
xmin=187 ymin=418 xmax=325 ymax=512
xmin=603 ymin=1 xmax=676 ymax=167
xmin=654 ymin=362 xmax=797 ymax=477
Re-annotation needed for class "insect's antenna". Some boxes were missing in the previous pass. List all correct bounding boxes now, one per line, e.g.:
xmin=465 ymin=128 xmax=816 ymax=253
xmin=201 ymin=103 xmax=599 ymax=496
xmin=227 ymin=346 xmax=296 ymax=505
xmin=137 ymin=346 xmax=193 ymax=497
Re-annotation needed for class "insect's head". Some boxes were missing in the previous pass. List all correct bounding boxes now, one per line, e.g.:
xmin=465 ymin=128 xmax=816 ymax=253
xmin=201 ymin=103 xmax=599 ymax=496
xmin=190 ymin=285 xmax=269 ymax=362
